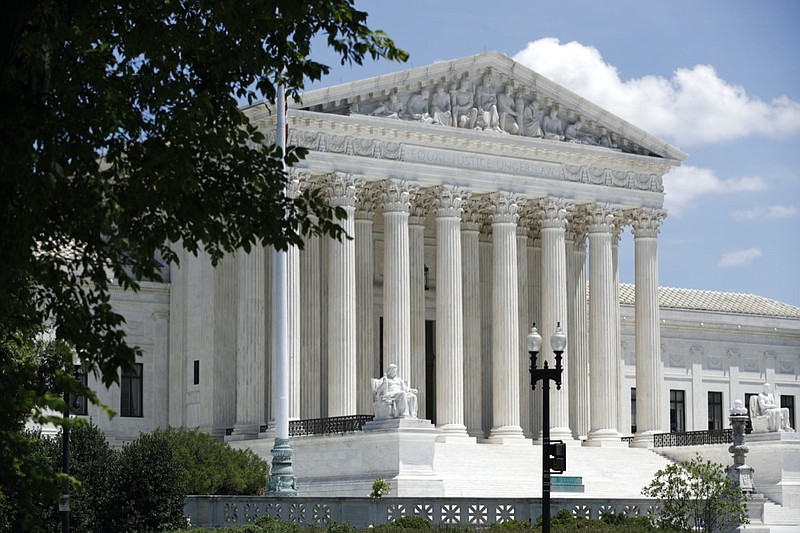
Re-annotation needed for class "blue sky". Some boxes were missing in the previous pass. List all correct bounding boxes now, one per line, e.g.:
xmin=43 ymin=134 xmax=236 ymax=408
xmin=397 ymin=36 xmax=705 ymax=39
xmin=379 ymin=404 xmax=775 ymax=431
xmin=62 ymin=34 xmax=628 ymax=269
xmin=306 ymin=0 xmax=800 ymax=307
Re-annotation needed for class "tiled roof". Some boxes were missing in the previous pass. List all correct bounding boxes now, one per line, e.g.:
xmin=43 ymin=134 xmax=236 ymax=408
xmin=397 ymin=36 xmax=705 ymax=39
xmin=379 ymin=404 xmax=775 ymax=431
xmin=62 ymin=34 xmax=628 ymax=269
xmin=618 ymin=284 xmax=800 ymax=319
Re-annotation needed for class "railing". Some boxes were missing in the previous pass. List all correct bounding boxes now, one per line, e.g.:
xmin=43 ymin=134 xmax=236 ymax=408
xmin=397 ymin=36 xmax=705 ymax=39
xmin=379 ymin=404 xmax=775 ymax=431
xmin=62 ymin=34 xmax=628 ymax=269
xmin=289 ymin=415 xmax=374 ymax=437
xmin=653 ymin=429 xmax=732 ymax=447
xmin=185 ymin=496 xmax=668 ymax=529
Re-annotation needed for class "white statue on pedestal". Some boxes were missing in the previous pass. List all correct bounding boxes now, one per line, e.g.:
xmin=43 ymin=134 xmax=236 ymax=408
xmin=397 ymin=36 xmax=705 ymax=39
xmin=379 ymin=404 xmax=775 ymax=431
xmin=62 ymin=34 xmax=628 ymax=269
xmin=749 ymin=383 xmax=794 ymax=433
xmin=372 ymin=364 xmax=418 ymax=420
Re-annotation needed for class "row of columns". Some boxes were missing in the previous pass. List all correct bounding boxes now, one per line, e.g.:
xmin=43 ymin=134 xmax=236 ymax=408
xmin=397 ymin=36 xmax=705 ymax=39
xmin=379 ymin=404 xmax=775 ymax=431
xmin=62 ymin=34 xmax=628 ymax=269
xmin=225 ymin=171 xmax=666 ymax=445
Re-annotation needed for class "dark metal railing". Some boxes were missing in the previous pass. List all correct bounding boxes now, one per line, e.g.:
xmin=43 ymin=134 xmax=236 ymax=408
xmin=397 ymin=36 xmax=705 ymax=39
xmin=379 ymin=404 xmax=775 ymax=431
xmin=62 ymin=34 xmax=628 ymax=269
xmin=653 ymin=428 xmax=732 ymax=447
xmin=289 ymin=414 xmax=374 ymax=436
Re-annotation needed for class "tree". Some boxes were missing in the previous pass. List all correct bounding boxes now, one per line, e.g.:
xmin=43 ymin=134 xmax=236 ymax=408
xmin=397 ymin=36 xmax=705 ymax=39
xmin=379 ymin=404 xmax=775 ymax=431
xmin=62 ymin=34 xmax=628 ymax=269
xmin=642 ymin=454 xmax=749 ymax=533
xmin=0 ymin=0 xmax=406 ymax=526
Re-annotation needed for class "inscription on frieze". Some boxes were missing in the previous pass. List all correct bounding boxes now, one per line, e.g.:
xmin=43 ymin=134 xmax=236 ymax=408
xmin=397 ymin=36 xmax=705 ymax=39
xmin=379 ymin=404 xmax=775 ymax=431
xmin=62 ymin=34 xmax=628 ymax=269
xmin=403 ymin=146 xmax=561 ymax=179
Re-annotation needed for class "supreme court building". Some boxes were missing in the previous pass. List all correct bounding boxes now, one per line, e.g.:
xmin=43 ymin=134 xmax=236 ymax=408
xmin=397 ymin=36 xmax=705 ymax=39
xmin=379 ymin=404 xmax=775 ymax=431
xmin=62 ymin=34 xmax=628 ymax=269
xmin=83 ymin=53 xmax=800 ymax=450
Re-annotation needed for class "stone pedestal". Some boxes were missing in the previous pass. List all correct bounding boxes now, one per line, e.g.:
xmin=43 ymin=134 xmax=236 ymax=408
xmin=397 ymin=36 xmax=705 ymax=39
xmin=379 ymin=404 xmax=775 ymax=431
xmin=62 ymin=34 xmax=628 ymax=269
xmin=745 ymin=431 xmax=800 ymax=508
xmin=241 ymin=419 xmax=445 ymax=498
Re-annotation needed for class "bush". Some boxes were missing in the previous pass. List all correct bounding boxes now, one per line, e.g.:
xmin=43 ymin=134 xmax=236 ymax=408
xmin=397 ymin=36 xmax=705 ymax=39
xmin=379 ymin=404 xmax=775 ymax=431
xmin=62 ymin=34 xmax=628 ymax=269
xmin=105 ymin=430 xmax=187 ymax=532
xmin=160 ymin=427 xmax=269 ymax=495
xmin=642 ymin=454 xmax=749 ymax=533
xmin=488 ymin=519 xmax=536 ymax=532
xmin=392 ymin=516 xmax=433 ymax=529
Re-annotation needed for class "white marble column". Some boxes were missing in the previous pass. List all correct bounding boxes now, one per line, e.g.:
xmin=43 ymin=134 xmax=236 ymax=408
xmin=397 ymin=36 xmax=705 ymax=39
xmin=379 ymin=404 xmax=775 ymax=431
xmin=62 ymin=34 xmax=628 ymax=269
xmin=479 ymin=228 xmax=493 ymax=437
xmin=409 ymin=199 xmax=427 ymax=419
xmin=287 ymin=177 xmax=301 ymax=420
xmin=612 ymin=216 xmax=625 ymax=435
xmin=168 ymin=244 xmax=187 ymax=428
xmin=461 ymin=199 xmax=483 ymax=438
xmin=586 ymin=203 xmax=623 ymax=446
xmin=327 ymin=172 xmax=359 ymax=416
xmin=435 ymin=186 xmax=471 ymax=439
xmin=382 ymin=179 xmax=414 ymax=378
xmin=300 ymin=216 xmax=322 ymax=419
xmin=631 ymin=208 xmax=667 ymax=446
xmin=527 ymin=229 xmax=542 ymax=439
xmin=539 ymin=198 xmax=573 ymax=442
xmin=214 ymin=254 xmax=237 ymax=431
xmin=566 ymin=214 xmax=590 ymax=439
xmin=355 ymin=188 xmax=377 ymax=414
xmin=516 ymin=221 xmax=532 ymax=438
xmin=234 ymin=245 xmax=266 ymax=436
xmin=487 ymin=192 xmax=526 ymax=443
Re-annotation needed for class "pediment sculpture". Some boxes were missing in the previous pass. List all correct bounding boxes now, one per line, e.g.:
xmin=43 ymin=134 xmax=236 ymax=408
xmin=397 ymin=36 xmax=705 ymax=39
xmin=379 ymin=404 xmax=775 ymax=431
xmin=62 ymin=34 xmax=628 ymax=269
xmin=372 ymin=363 xmax=418 ymax=420
xmin=352 ymin=70 xmax=617 ymax=150
xmin=749 ymin=383 xmax=795 ymax=433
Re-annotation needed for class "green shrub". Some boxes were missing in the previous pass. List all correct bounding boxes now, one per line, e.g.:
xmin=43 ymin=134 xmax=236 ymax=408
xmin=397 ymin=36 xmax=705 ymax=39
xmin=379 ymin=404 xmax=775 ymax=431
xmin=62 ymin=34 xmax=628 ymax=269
xmin=643 ymin=454 xmax=749 ymax=532
xmin=254 ymin=514 xmax=305 ymax=533
xmin=488 ymin=519 xmax=536 ymax=532
xmin=392 ymin=516 xmax=432 ymax=529
xmin=105 ymin=430 xmax=187 ymax=532
xmin=160 ymin=427 xmax=269 ymax=495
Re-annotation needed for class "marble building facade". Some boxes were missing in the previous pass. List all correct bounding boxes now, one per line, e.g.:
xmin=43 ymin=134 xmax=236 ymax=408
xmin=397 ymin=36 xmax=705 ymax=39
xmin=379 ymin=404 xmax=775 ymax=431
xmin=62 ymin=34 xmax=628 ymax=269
xmin=82 ymin=53 xmax=800 ymax=448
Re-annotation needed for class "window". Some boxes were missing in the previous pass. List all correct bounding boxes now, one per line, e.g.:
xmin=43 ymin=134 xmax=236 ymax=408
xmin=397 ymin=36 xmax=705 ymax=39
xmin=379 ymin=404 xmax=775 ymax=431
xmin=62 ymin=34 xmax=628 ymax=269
xmin=781 ymin=395 xmax=795 ymax=430
xmin=630 ymin=388 xmax=637 ymax=434
xmin=121 ymin=363 xmax=143 ymax=417
xmin=708 ymin=391 xmax=723 ymax=430
xmin=73 ymin=370 xmax=88 ymax=416
xmin=669 ymin=389 xmax=685 ymax=433
xmin=193 ymin=360 xmax=200 ymax=386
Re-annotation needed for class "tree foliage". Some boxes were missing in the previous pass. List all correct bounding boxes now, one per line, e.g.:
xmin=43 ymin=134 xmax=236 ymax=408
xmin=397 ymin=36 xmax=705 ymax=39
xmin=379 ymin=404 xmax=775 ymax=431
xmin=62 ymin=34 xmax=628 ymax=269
xmin=642 ymin=454 xmax=749 ymax=533
xmin=0 ymin=0 xmax=405 ymax=526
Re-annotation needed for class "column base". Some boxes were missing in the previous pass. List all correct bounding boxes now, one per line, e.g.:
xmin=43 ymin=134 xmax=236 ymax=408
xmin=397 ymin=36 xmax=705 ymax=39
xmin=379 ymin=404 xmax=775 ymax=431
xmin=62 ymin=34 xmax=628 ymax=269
xmin=229 ymin=422 xmax=260 ymax=440
xmin=630 ymin=431 xmax=658 ymax=448
xmin=549 ymin=427 xmax=576 ymax=442
xmin=436 ymin=424 xmax=475 ymax=443
xmin=584 ymin=428 xmax=626 ymax=447
xmin=485 ymin=425 xmax=528 ymax=445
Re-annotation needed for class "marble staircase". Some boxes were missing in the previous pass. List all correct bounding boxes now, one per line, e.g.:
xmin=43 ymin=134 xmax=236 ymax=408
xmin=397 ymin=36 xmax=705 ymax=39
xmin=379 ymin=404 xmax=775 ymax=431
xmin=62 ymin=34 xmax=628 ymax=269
xmin=433 ymin=440 xmax=673 ymax=498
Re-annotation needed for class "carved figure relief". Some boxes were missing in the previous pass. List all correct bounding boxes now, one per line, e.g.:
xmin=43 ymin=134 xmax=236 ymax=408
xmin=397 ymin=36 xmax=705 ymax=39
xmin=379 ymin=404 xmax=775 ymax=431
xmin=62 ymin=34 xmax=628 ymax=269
xmin=339 ymin=68 xmax=643 ymax=154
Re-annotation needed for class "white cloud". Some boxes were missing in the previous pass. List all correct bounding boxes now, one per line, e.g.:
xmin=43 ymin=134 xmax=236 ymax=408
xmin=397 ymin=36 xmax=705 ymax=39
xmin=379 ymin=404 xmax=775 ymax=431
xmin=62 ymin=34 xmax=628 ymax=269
xmin=662 ymin=165 xmax=766 ymax=215
xmin=719 ymin=248 xmax=762 ymax=268
xmin=731 ymin=204 xmax=800 ymax=221
xmin=512 ymin=38 xmax=800 ymax=147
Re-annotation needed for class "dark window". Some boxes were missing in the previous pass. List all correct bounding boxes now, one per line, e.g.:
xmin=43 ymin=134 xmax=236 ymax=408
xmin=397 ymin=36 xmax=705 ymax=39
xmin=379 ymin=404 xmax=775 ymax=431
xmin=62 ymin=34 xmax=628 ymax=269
xmin=745 ymin=393 xmax=758 ymax=433
xmin=781 ymin=395 xmax=795 ymax=430
xmin=630 ymin=387 xmax=637 ymax=434
xmin=193 ymin=360 xmax=200 ymax=385
xmin=121 ymin=363 xmax=143 ymax=418
xmin=73 ymin=370 xmax=88 ymax=416
xmin=669 ymin=389 xmax=685 ymax=433
xmin=708 ymin=391 xmax=723 ymax=430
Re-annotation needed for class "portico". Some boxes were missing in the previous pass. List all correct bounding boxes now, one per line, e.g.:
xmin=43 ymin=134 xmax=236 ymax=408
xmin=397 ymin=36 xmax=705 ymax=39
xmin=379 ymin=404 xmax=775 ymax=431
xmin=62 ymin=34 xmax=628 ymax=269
xmin=195 ymin=51 xmax=684 ymax=446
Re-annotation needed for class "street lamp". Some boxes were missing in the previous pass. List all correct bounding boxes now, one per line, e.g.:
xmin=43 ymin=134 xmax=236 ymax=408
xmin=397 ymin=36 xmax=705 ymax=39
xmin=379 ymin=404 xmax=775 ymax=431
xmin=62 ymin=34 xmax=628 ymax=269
xmin=60 ymin=354 xmax=83 ymax=533
xmin=528 ymin=323 xmax=567 ymax=533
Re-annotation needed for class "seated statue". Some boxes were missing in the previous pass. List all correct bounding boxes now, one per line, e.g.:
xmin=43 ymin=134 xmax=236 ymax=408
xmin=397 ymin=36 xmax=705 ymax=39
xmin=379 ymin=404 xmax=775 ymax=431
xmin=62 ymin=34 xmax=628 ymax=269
xmin=749 ymin=383 xmax=794 ymax=433
xmin=370 ymin=94 xmax=404 ymax=119
xmin=372 ymin=363 xmax=418 ymax=420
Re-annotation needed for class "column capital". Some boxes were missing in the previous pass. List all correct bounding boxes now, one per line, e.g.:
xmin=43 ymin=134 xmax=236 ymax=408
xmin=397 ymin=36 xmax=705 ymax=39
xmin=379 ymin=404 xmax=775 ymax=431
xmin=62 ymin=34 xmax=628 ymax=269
xmin=326 ymin=172 xmax=362 ymax=208
xmin=539 ymin=197 xmax=572 ymax=230
xmin=488 ymin=191 xmax=525 ymax=225
xmin=355 ymin=183 xmax=380 ymax=220
xmin=630 ymin=208 xmax=667 ymax=238
xmin=586 ymin=203 xmax=621 ymax=234
xmin=461 ymin=197 xmax=484 ymax=231
xmin=381 ymin=178 xmax=418 ymax=213
xmin=435 ymin=185 xmax=469 ymax=219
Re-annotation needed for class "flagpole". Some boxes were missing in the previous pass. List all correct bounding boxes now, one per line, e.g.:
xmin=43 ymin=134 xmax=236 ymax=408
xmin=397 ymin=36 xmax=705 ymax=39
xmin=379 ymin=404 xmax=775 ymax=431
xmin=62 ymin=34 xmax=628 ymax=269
xmin=267 ymin=83 xmax=298 ymax=496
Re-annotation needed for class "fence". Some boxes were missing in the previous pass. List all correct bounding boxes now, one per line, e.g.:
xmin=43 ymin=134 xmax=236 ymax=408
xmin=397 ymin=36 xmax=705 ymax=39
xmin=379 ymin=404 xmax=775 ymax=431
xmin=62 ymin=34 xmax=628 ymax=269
xmin=185 ymin=496 xmax=663 ymax=529
xmin=653 ymin=429 xmax=732 ymax=448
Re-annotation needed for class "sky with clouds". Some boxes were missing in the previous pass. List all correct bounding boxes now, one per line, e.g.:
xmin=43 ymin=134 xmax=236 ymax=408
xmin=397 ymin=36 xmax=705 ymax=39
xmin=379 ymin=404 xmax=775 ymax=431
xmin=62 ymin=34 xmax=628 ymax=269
xmin=306 ymin=0 xmax=800 ymax=306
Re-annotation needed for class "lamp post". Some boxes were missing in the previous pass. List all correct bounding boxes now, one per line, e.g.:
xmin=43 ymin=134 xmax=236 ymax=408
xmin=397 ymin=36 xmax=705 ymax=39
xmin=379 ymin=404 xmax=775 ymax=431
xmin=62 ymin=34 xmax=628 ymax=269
xmin=528 ymin=323 xmax=566 ymax=533
xmin=60 ymin=355 xmax=83 ymax=533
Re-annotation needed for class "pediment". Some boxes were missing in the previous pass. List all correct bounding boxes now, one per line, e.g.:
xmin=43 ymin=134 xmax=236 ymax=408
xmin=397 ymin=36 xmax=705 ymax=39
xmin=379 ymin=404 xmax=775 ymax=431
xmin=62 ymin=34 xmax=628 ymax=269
xmin=295 ymin=51 xmax=685 ymax=161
